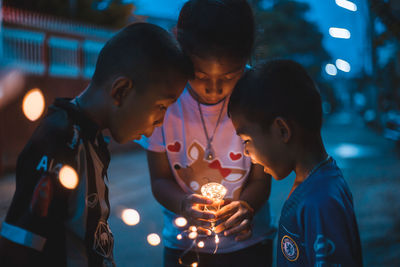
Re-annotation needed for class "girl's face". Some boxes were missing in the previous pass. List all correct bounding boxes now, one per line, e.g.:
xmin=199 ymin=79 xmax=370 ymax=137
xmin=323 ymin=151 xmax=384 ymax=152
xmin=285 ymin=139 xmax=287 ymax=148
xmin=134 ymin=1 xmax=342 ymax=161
xmin=188 ymin=55 xmax=246 ymax=105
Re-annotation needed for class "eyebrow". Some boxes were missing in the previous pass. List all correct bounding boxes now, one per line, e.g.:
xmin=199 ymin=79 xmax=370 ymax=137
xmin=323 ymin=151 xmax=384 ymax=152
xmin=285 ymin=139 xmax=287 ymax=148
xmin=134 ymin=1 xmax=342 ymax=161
xmin=196 ymin=66 xmax=243 ymax=76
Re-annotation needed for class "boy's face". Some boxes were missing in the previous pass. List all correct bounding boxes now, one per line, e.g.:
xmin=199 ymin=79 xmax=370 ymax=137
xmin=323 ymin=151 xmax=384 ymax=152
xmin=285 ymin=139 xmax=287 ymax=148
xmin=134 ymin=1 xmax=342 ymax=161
xmin=232 ymin=115 xmax=293 ymax=181
xmin=109 ymin=76 xmax=186 ymax=144
xmin=188 ymin=55 xmax=246 ymax=105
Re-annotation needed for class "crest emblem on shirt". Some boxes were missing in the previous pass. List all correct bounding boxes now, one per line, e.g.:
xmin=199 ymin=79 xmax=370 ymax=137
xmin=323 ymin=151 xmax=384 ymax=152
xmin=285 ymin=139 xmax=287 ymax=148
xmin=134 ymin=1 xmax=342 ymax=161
xmin=281 ymin=235 xmax=299 ymax=261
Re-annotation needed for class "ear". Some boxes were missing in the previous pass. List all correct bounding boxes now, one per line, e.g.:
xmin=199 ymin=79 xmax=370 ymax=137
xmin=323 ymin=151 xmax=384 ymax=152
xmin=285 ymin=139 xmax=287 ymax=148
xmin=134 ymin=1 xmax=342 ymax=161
xmin=188 ymin=142 xmax=204 ymax=161
xmin=110 ymin=76 xmax=134 ymax=107
xmin=273 ymin=117 xmax=291 ymax=143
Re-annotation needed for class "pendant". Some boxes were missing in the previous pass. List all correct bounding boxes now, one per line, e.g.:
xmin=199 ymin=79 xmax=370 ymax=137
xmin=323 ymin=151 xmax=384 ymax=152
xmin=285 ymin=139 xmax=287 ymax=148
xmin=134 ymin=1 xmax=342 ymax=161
xmin=205 ymin=146 xmax=214 ymax=160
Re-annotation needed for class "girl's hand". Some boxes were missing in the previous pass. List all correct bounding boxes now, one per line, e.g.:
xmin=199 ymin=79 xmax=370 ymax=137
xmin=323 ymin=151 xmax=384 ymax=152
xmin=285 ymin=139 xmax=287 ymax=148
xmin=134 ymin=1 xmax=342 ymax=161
xmin=214 ymin=200 xmax=255 ymax=241
xmin=181 ymin=194 xmax=216 ymax=222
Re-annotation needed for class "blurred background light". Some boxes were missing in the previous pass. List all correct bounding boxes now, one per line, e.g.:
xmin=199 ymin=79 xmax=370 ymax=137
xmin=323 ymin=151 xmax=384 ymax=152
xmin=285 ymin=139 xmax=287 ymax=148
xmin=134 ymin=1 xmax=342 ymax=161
xmin=336 ymin=59 xmax=351 ymax=72
xmin=147 ymin=233 xmax=161 ymax=246
xmin=329 ymin=27 xmax=351 ymax=39
xmin=174 ymin=217 xmax=187 ymax=228
xmin=59 ymin=165 xmax=79 ymax=189
xmin=335 ymin=0 xmax=357 ymax=11
xmin=121 ymin=209 xmax=140 ymax=226
xmin=325 ymin=64 xmax=338 ymax=76
xmin=22 ymin=88 xmax=45 ymax=121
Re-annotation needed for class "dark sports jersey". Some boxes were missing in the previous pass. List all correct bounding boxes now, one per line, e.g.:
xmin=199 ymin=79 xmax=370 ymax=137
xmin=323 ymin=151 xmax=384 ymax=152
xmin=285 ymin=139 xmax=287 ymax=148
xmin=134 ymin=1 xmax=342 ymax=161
xmin=0 ymin=98 xmax=115 ymax=267
xmin=277 ymin=158 xmax=362 ymax=267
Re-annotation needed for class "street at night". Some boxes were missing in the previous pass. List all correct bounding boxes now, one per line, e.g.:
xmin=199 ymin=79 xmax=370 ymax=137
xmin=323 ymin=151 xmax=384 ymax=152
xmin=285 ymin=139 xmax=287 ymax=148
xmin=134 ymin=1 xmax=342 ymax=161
xmin=1 ymin=112 xmax=399 ymax=266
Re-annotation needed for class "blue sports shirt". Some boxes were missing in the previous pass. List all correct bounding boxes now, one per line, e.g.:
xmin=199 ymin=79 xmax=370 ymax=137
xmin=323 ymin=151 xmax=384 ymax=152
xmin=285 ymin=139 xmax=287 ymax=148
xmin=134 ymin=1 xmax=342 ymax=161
xmin=277 ymin=157 xmax=362 ymax=267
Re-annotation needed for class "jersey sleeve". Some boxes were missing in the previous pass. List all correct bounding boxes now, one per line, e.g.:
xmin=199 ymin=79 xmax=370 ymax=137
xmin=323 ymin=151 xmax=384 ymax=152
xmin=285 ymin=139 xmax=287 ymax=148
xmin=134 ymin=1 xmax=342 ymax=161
xmin=302 ymin=196 xmax=362 ymax=266
xmin=135 ymin=126 xmax=166 ymax=152
xmin=1 ymin=120 xmax=80 ymax=252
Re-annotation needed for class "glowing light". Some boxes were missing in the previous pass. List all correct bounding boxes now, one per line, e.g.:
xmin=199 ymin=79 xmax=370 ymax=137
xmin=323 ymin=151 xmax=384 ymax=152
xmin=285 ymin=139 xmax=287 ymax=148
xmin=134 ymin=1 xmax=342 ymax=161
xmin=336 ymin=59 xmax=351 ymax=72
xmin=22 ymin=88 xmax=45 ymax=121
xmin=189 ymin=226 xmax=197 ymax=232
xmin=174 ymin=217 xmax=187 ymax=228
xmin=329 ymin=27 xmax=351 ymax=39
xmin=197 ymin=241 xmax=205 ymax=248
xmin=59 ymin=165 xmax=79 ymax=189
xmin=191 ymin=262 xmax=198 ymax=267
xmin=215 ymin=234 xmax=220 ymax=244
xmin=177 ymin=234 xmax=182 ymax=240
xmin=335 ymin=0 xmax=357 ymax=11
xmin=121 ymin=209 xmax=140 ymax=226
xmin=188 ymin=231 xmax=198 ymax=239
xmin=201 ymin=183 xmax=227 ymax=201
xmin=325 ymin=64 xmax=337 ymax=76
xmin=147 ymin=233 xmax=161 ymax=246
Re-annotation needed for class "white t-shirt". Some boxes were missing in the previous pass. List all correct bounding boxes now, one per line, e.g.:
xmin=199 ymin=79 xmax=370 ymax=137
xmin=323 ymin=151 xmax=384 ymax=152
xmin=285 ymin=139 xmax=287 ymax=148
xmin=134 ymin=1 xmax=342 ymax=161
xmin=137 ymin=88 xmax=275 ymax=253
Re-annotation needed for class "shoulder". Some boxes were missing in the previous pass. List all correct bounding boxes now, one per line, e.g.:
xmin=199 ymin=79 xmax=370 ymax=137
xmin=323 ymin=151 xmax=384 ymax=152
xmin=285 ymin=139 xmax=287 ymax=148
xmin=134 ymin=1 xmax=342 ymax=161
xmin=18 ymin=105 xmax=82 ymax=171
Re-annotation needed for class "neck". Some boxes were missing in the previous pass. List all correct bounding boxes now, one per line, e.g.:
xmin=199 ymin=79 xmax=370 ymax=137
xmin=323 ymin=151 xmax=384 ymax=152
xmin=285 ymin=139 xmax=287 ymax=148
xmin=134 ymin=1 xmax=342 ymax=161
xmin=76 ymin=84 xmax=107 ymax=130
xmin=291 ymin=135 xmax=328 ymax=190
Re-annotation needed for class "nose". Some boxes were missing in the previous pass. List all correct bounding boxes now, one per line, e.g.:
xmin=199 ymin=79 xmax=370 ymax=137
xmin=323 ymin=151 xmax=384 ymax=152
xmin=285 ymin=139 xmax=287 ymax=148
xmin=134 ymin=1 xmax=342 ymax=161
xmin=205 ymin=80 xmax=223 ymax=95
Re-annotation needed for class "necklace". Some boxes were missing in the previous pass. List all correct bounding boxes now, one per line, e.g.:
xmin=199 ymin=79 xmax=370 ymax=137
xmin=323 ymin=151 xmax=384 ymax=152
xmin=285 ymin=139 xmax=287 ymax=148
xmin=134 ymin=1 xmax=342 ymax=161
xmin=197 ymin=98 xmax=226 ymax=161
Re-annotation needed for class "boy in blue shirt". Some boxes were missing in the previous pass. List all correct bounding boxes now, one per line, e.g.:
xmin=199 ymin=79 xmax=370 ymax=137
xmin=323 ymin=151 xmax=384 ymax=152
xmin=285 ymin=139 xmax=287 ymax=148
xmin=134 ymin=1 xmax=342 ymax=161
xmin=227 ymin=60 xmax=363 ymax=266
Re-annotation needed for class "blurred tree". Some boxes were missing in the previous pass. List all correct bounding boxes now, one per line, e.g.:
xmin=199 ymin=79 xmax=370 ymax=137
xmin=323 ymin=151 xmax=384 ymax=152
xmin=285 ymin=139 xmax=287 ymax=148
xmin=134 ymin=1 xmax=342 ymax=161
xmin=252 ymin=0 xmax=330 ymax=81
xmin=4 ymin=0 xmax=134 ymax=28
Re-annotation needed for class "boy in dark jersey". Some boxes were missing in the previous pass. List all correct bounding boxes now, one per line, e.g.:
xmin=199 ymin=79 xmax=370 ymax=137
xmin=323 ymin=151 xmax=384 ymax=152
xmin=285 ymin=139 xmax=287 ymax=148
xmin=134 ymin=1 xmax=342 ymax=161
xmin=227 ymin=60 xmax=363 ymax=266
xmin=0 ymin=23 xmax=190 ymax=266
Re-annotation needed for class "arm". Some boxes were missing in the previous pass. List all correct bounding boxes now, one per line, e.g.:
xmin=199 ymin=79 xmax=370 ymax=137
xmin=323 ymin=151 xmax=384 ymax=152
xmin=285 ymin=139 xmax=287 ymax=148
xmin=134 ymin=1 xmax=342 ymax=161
xmin=0 ymin=236 xmax=40 ymax=266
xmin=215 ymin=163 xmax=271 ymax=240
xmin=303 ymin=197 xmax=362 ymax=266
xmin=146 ymin=150 xmax=215 ymax=222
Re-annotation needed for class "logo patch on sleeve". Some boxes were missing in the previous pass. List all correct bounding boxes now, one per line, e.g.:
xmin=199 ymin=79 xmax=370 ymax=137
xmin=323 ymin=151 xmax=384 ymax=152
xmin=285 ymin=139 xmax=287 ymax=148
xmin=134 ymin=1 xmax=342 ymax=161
xmin=281 ymin=235 xmax=299 ymax=261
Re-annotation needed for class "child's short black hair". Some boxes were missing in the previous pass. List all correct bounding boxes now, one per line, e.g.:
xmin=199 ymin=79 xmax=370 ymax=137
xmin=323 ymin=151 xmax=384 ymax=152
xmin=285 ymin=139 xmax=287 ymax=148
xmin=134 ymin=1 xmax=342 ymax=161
xmin=92 ymin=22 xmax=192 ymax=90
xmin=177 ymin=0 xmax=254 ymax=61
xmin=228 ymin=59 xmax=323 ymax=133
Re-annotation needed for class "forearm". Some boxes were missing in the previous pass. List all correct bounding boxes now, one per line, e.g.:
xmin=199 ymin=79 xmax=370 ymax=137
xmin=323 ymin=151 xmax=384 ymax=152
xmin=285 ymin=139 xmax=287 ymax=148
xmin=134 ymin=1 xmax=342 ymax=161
xmin=240 ymin=165 xmax=271 ymax=212
xmin=151 ymin=176 xmax=188 ymax=214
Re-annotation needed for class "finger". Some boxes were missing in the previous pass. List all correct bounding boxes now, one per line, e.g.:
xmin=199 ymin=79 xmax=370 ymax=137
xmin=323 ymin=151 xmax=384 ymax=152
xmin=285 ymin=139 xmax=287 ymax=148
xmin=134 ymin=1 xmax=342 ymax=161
xmin=189 ymin=194 xmax=213 ymax=205
xmin=197 ymin=226 xmax=212 ymax=236
xmin=215 ymin=202 xmax=239 ymax=219
xmin=190 ymin=207 xmax=216 ymax=221
xmin=224 ymin=210 xmax=248 ymax=229
xmin=225 ymin=219 xmax=251 ymax=236
xmin=235 ymin=229 xmax=252 ymax=241
xmin=214 ymin=222 xmax=226 ymax=234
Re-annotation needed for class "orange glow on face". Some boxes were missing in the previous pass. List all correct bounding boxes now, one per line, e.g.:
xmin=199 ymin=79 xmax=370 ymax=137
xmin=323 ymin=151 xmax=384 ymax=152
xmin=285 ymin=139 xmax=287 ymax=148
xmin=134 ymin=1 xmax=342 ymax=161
xmin=59 ymin=165 xmax=79 ymax=189
xmin=22 ymin=88 xmax=45 ymax=121
xmin=121 ymin=209 xmax=140 ymax=226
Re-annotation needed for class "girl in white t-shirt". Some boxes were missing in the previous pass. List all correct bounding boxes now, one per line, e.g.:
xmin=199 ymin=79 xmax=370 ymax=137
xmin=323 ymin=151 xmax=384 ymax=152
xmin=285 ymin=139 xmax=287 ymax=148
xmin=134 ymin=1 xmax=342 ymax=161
xmin=137 ymin=1 xmax=276 ymax=266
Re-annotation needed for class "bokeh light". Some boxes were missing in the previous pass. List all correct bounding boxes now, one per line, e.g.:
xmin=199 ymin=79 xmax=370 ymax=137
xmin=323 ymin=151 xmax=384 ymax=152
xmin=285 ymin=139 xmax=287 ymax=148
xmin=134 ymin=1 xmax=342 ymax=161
xmin=174 ymin=217 xmax=187 ymax=228
xmin=191 ymin=262 xmax=198 ymax=267
xmin=189 ymin=226 xmax=197 ymax=232
xmin=59 ymin=165 xmax=79 ymax=189
xmin=325 ymin=64 xmax=337 ymax=76
xmin=121 ymin=209 xmax=140 ymax=226
xmin=335 ymin=0 xmax=357 ymax=11
xmin=336 ymin=59 xmax=351 ymax=72
xmin=147 ymin=233 xmax=161 ymax=246
xmin=22 ymin=88 xmax=45 ymax=121
xmin=188 ymin=231 xmax=198 ymax=239
xmin=197 ymin=241 xmax=205 ymax=248
xmin=329 ymin=27 xmax=351 ymax=39
xmin=177 ymin=234 xmax=182 ymax=240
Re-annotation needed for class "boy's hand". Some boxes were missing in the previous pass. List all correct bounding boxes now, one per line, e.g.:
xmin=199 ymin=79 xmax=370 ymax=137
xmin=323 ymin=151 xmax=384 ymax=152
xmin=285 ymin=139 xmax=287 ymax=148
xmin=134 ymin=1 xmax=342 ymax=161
xmin=181 ymin=194 xmax=216 ymax=222
xmin=214 ymin=200 xmax=255 ymax=241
